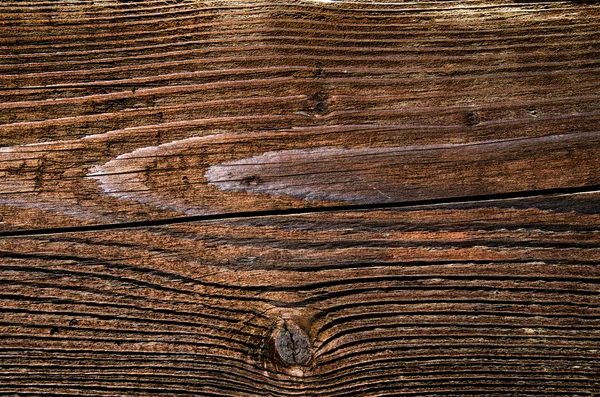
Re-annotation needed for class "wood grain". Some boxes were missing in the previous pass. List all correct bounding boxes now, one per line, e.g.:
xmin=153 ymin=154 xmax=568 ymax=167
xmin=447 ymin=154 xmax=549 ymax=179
xmin=1 ymin=194 xmax=600 ymax=395
xmin=1 ymin=0 xmax=600 ymax=231
xmin=2 ymin=0 xmax=600 ymax=395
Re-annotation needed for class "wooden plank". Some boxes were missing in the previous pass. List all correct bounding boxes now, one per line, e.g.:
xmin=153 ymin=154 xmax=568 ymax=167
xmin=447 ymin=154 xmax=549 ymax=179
xmin=1 ymin=0 xmax=600 ymax=231
xmin=2 ymin=1 xmax=600 ymax=395
xmin=0 ymin=193 xmax=599 ymax=395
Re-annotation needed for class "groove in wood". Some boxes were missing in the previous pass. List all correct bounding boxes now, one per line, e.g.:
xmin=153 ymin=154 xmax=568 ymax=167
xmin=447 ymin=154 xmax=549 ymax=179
xmin=1 ymin=0 xmax=600 ymax=395
xmin=0 ymin=0 xmax=599 ymax=232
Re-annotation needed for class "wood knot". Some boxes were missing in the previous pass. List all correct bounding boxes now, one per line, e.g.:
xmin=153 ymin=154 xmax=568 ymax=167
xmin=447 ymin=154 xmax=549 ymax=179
xmin=274 ymin=320 xmax=311 ymax=366
xmin=465 ymin=110 xmax=481 ymax=126
xmin=315 ymin=102 xmax=328 ymax=112
xmin=312 ymin=91 xmax=330 ymax=114
xmin=240 ymin=175 xmax=262 ymax=186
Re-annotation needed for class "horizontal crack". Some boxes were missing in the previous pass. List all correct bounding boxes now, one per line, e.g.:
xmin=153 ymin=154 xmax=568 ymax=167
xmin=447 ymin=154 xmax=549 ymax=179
xmin=0 ymin=183 xmax=599 ymax=238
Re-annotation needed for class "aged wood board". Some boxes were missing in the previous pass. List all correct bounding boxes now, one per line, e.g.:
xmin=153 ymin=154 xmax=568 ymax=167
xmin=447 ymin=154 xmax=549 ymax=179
xmin=1 ymin=0 xmax=599 ymax=395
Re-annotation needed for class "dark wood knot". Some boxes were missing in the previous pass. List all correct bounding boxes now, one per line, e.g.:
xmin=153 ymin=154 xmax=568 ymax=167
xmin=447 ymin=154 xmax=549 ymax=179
xmin=315 ymin=102 xmax=328 ymax=112
xmin=465 ymin=110 xmax=481 ymax=126
xmin=274 ymin=320 xmax=311 ymax=366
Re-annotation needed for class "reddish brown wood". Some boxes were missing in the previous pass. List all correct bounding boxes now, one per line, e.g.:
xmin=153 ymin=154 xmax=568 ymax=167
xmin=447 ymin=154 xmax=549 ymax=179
xmin=0 ymin=0 xmax=600 ymax=231
xmin=0 ymin=0 xmax=599 ymax=396
xmin=1 ymin=199 xmax=600 ymax=395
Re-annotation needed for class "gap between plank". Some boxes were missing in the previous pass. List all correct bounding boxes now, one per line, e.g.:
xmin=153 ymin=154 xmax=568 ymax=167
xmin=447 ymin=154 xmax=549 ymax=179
xmin=1 ymin=183 xmax=599 ymax=238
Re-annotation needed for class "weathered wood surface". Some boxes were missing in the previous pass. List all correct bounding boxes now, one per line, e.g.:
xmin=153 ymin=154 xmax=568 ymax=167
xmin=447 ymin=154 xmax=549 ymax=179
xmin=1 ymin=0 xmax=600 ymax=395
xmin=2 ymin=199 xmax=600 ymax=396
xmin=1 ymin=0 xmax=600 ymax=231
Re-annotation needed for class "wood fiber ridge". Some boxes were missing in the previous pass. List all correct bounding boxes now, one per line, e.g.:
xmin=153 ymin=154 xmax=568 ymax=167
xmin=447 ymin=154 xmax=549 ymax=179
xmin=0 ymin=0 xmax=599 ymax=396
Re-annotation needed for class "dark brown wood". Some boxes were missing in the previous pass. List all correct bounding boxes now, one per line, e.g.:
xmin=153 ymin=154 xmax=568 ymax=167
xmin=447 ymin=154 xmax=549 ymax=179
xmin=1 ymin=197 xmax=600 ymax=395
xmin=1 ymin=0 xmax=600 ymax=231
xmin=1 ymin=0 xmax=600 ymax=395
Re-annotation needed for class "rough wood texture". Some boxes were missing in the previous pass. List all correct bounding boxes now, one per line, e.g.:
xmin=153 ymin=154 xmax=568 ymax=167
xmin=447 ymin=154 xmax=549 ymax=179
xmin=1 ymin=198 xmax=600 ymax=395
xmin=1 ymin=0 xmax=600 ymax=395
xmin=1 ymin=0 xmax=600 ymax=231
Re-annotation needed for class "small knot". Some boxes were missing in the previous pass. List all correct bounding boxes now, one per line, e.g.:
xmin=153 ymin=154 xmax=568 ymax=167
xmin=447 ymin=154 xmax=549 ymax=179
xmin=274 ymin=320 xmax=311 ymax=366
xmin=311 ymin=92 xmax=329 ymax=114
xmin=465 ymin=110 xmax=481 ymax=126
xmin=241 ymin=175 xmax=261 ymax=186
xmin=315 ymin=102 xmax=328 ymax=112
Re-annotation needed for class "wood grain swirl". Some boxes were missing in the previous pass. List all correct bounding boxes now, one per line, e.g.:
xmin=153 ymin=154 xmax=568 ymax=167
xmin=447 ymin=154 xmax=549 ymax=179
xmin=1 ymin=0 xmax=600 ymax=395
xmin=0 ymin=0 xmax=600 ymax=231
xmin=1 ymin=197 xmax=600 ymax=395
